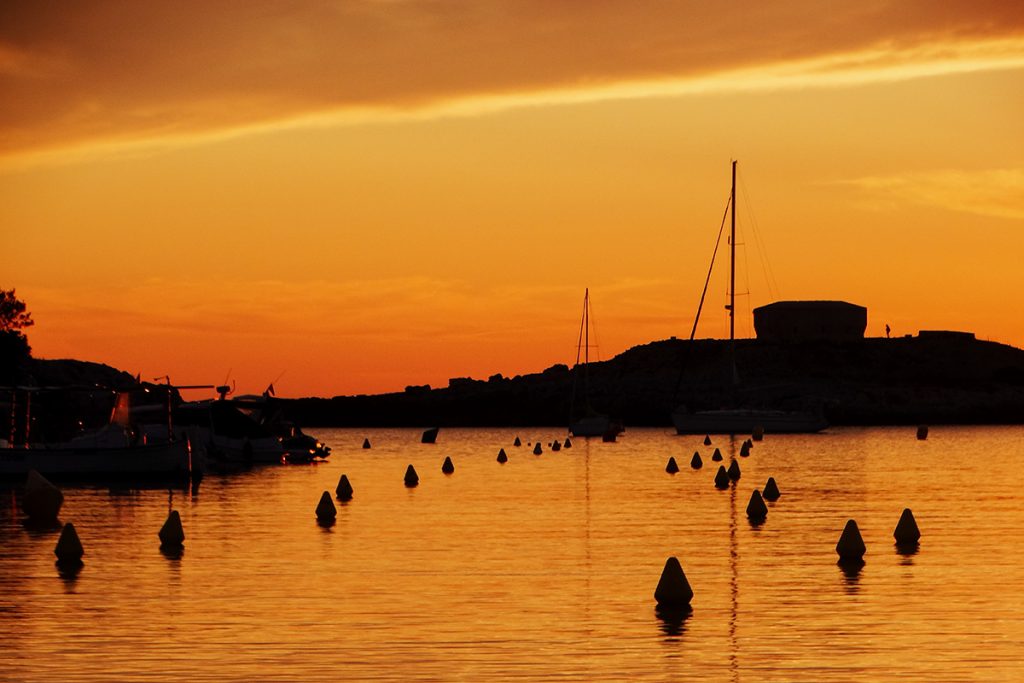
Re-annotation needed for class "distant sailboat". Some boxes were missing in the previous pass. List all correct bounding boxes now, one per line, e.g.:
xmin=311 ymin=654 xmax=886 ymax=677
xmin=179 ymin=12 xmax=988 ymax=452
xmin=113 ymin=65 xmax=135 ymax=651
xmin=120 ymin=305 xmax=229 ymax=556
xmin=671 ymin=161 xmax=827 ymax=435
xmin=569 ymin=289 xmax=623 ymax=438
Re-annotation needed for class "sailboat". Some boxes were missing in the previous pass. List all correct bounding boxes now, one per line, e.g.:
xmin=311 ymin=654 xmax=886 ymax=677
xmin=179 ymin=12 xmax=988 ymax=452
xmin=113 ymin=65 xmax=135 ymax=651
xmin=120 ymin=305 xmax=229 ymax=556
xmin=569 ymin=289 xmax=623 ymax=438
xmin=671 ymin=161 xmax=827 ymax=435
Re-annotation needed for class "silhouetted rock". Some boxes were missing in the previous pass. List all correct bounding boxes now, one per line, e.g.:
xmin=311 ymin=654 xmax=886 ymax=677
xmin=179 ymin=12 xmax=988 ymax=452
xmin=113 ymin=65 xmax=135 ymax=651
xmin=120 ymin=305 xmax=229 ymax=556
xmin=404 ymin=464 xmax=419 ymax=487
xmin=336 ymin=474 xmax=353 ymax=500
xmin=893 ymin=508 xmax=921 ymax=545
xmin=441 ymin=456 xmax=455 ymax=474
xmin=763 ymin=477 xmax=780 ymax=501
xmin=666 ymin=457 xmax=679 ymax=474
xmin=690 ymin=451 xmax=702 ymax=469
xmin=654 ymin=556 xmax=694 ymax=607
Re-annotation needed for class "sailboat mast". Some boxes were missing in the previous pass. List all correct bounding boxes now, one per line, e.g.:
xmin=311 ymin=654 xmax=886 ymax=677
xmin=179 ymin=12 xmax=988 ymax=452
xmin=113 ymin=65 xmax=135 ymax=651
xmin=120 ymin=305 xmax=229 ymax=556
xmin=730 ymin=160 xmax=736 ymax=342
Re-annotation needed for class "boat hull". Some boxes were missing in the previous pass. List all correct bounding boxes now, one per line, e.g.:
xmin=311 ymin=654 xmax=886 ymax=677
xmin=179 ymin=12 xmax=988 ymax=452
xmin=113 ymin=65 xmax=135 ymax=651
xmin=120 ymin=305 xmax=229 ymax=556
xmin=671 ymin=409 xmax=828 ymax=435
xmin=0 ymin=440 xmax=194 ymax=480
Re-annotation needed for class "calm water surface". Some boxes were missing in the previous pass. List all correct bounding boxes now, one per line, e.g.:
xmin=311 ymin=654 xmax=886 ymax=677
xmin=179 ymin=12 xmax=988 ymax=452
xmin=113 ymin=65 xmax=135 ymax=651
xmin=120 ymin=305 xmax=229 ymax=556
xmin=2 ymin=426 xmax=1024 ymax=681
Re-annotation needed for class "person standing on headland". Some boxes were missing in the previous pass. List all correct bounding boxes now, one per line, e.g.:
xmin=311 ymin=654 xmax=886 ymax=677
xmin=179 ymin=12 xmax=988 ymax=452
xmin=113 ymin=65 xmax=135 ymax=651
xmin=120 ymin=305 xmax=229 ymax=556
xmin=885 ymin=324 xmax=891 ymax=338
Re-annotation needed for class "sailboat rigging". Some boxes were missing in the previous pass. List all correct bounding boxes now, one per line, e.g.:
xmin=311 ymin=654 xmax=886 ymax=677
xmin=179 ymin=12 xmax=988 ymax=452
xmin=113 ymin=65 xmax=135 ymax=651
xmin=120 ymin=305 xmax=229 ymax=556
xmin=569 ymin=289 xmax=623 ymax=438
xmin=671 ymin=161 xmax=827 ymax=435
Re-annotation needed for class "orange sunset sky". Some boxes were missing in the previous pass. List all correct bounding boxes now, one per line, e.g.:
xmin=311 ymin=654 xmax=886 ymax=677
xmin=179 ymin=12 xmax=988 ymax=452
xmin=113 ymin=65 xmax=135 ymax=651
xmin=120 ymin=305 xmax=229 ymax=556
xmin=2 ymin=1 xmax=1023 ymax=397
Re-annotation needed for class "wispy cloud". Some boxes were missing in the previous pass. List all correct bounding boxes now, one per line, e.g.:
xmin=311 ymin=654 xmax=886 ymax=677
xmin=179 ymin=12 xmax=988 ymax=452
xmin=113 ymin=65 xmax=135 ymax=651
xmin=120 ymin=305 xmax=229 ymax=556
xmin=2 ymin=1 xmax=1024 ymax=168
xmin=838 ymin=168 xmax=1024 ymax=220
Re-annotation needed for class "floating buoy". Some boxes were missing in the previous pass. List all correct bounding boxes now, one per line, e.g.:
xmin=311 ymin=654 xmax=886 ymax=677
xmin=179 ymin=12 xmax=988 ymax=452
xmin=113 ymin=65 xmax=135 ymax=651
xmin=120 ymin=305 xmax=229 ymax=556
xmin=746 ymin=490 xmax=768 ymax=521
xmin=714 ymin=466 xmax=730 ymax=489
xmin=690 ymin=451 xmax=703 ymax=469
xmin=335 ymin=474 xmax=353 ymax=501
xmin=513 ymin=436 xmax=522 ymax=447
xmin=703 ymin=435 xmax=712 ymax=446
xmin=744 ymin=438 xmax=753 ymax=450
xmin=711 ymin=448 xmax=723 ymax=462
xmin=497 ymin=448 xmax=508 ymax=463
xmin=752 ymin=426 xmax=764 ymax=441
xmin=362 ymin=438 xmax=371 ymax=449
xmin=666 ymin=457 xmax=679 ymax=474
xmin=727 ymin=460 xmax=741 ymax=481
xmin=552 ymin=440 xmax=561 ymax=452
xmin=158 ymin=510 xmax=185 ymax=548
xmin=315 ymin=491 xmax=337 ymax=522
xmin=441 ymin=456 xmax=455 ymax=474
xmin=404 ymin=464 xmax=419 ymax=487
xmin=739 ymin=442 xmax=751 ymax=457
xmin=54 ymin=522 xmax=84 ymax=564
xmin=563 ymin=438 xmax=572 ymax=449
xmin=893 ymin=508 xmax=921 ymax=546
xmin=763 ymin=477 xmax=780 ymax=501
xmin=533 ymin=443 xmax=543 ymax=455
xmin=916 ymin=425 xmax=928 ymax=440
xmin=421 ymin=427 xmax=439 ymax=444
xmin=836 ymin=519 xmax=866 ymax=562
xmin=654 ymin=556 xmax=694 ymax=607
xmin=22 ymin=469 xmax=63 ymax=524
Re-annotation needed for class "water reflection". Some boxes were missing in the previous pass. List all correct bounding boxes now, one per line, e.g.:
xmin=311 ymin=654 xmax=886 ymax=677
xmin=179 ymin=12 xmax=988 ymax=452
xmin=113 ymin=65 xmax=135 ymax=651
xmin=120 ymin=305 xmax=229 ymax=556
xmin=56 ymin=559 xmax=83 ymax=582
xmin=837 ymin=559 xmax=864 ymax=593
xmin=655 ymin=604 xmax=692 ymax=638
xmin=160 ymin=545 xmax=185 ymax=561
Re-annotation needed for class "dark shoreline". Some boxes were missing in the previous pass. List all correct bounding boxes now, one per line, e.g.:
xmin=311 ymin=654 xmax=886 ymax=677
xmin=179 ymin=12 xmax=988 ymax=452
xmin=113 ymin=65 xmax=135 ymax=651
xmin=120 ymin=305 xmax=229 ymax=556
xmin=276 ymin=335 xmax=1024 ymax=428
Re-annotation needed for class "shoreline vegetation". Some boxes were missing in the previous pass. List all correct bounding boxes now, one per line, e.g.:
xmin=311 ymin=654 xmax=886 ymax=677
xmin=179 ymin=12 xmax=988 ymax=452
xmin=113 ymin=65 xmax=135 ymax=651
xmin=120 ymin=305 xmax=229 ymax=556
xmin=12 ymin=332 xmax=1024 ymax=428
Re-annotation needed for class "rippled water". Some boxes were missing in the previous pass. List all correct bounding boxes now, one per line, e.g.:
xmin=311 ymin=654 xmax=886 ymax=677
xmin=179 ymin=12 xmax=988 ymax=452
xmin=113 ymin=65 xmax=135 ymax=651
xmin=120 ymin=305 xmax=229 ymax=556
xmin=2 ymin=426 xmax=1024 ymax=681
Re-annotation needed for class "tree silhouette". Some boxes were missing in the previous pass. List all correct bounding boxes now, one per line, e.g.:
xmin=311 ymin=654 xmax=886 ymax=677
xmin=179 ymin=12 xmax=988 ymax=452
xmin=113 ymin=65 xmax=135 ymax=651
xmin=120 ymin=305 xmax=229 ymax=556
xmin=0 ymin=289 xmax=33 ymax=333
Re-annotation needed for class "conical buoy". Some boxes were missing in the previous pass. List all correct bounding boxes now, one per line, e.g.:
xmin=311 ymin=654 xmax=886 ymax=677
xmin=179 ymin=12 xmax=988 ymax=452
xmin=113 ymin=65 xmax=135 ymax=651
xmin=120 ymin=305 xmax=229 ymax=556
xmin=746 ymin=490 xmax=768 ymax=521
xmin=763 ymin=477 xmax=780 ymax=501
xmin=893 ymin=508 xmax=920 ymax=545
xmin=654 ymin=556 xmax=694 ymax=607
xmin=714 ymin=465 xmax=730 ymax=489
xmin=690 ymin=451 xmax=703 ymax=469
xmin=362 ymin=438 xmax=371 ymax=449
xmin=916 ymin=425 xmax=928 ymax=440
xmin=513 ymin=436 xmax=522 ymax=447
xmin=533 ymin=443 xmax=542 ymax=455
xmin=335 ymin=474 xmax=353 ymax=501
xmin=744 ymin=438 xmax=753 ymax=450
xmin=703 ymin=435 xmax=712 ymax=446
xmin=563 ymin=438 xmax=572 ymax=449
xmin=421 ymin=427 xmax=439 ymax=444
xmin=404 ymin=464 xmax=419 ymax=487
xmin=739 ymin=441 xmax=751 ymax=457
xmin=752 ymin=426 xmax=764 ymax=441
xmin=836 ymin=519 xmax=866 ymax=562
xmin=727 ymin=459 xmax=741 ymax=481
xmin=497 ymin=448 xmax=508 ymax=463
xmin=666 ymin=457 xmax=679 ymax=474
xmin=711 ymin=448 xmax=723 ymax=462
xmin=158 ymin=510 xmax=185 ymax=547
xmin=54 ymin=522 xmax=84 ymax=564
xmin=552 ymin=440 xmax=561 ymax=452
xmin=22 ymin=469 xmax=63 ymax=524
xmin=441 ymin=456 xmax=455 ymax=474
xmin=315 ymin=491 xmax=337 ymax=522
